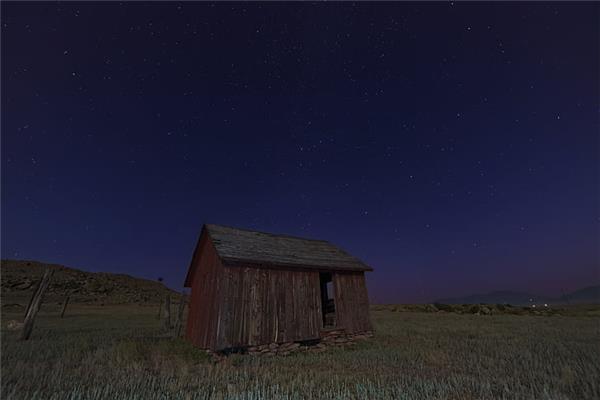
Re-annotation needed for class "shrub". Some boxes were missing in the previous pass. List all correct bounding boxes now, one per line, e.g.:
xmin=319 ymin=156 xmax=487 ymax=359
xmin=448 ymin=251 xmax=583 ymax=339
xmin=433 ymin=303 xmax=454 ymax=312
xmin=425 ymin=304 xmax=439 ymax=312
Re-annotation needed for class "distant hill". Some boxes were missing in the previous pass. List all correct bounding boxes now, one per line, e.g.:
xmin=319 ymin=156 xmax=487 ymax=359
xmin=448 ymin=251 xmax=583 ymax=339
xmin=435 ymin=291 xmax=549 ymax=306
xmin=435 ymin=286 xmax=600 ymax=306
xmin=1 ymin=259 xmax=181 ymax=305
xmin=560 ymin=286 xmax=600 ymax=304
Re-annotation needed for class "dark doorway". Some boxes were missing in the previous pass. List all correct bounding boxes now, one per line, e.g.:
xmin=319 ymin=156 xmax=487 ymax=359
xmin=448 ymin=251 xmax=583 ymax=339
xmin=319 ymin=272 xmax=335 ymax=328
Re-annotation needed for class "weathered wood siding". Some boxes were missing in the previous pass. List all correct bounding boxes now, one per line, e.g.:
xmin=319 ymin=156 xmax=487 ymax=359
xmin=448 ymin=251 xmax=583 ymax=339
xmin=185 ymin=234 xmax=372 ymax=351
xmin=333 ymin=272 xmax=372 ymax=333
xmin=215 ymin=266 xmax=322 ymax=349
xmin=185 ymin=233 xmax=223 ymax=349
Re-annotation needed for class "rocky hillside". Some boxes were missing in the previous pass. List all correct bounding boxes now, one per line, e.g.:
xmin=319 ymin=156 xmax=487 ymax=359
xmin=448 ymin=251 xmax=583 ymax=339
xmin=1 ymin=259 xmax=181 ymax=305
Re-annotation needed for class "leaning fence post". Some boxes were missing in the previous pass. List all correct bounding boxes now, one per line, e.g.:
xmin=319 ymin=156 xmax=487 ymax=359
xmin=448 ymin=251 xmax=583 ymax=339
xmin=157 ymin=298 xmax=163 ymax=320
xmin=174 ymin=293 xmax=186 ymax=337
xmin=60 ymin=295 xmax=70 ymax=318
xmin=24 ymin=278 xmax=42 ymax=318
xmin=163 ymin=294 xmax=171 ymax=330
xmin=157 ymin=277 xmax=164 ymax=320
xmin=21 ymin=268 xmax=54 ymax=340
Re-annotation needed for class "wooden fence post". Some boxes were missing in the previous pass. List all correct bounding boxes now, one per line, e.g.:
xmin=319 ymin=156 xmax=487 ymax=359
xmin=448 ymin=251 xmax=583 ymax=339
xmin=24 ymin=278 xmax=42 ymax=318
xmin=60 ymin=295 xmax=70 ymax=318
xmin=21 ymin=268 xmax=54 ymax=341
xmin=163 ymin=294 xmax=171 ymax=330
xmin=174 ymin=294 xmax=186 ymax=338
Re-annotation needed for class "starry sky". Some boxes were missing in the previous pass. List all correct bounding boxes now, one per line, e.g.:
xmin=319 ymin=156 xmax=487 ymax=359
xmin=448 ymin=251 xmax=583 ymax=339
xmin=2 ymin=2 xmax=598 ymax=303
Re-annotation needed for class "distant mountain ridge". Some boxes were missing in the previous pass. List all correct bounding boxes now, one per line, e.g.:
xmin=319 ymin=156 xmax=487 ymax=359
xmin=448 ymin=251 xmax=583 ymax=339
xmin=563 ymin=286 xmax=600 ymax=303
xmin=435 ymin=286 xmax=600 ymax=306
xmin=1 ymin=259 xmax=181 ymax=304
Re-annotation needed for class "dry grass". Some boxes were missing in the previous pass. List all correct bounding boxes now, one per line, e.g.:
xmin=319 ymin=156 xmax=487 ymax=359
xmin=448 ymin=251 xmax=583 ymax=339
xmin=2 ymin=303 xmax=599 ymax=399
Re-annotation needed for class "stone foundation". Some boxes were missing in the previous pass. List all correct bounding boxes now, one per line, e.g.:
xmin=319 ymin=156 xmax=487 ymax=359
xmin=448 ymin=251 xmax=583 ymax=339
xmin=206 ymin=330 xmax=374 ymax=362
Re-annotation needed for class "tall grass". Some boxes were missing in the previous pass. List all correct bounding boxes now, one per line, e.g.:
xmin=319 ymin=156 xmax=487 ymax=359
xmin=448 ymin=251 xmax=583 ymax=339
xmin=2 ymin=305 xmax=599 ymax=399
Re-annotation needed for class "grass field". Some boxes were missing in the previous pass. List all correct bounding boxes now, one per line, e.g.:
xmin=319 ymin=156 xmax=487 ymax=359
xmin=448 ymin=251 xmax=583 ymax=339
xmin=2 ymin=303 xmax=599 ymax=400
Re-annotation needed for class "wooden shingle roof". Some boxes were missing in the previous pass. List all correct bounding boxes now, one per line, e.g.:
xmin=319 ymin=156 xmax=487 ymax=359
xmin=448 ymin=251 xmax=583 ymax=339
xmin=205 ymin=224 xmax=372 ymax=272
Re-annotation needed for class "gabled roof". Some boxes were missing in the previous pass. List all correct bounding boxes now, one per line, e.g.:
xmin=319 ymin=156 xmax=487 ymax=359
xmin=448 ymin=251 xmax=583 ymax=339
xmin=184 ymin=224 xmax=372 ymax=286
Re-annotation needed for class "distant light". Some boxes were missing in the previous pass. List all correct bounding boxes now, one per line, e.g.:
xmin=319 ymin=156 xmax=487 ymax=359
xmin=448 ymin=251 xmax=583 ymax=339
xmin=532 ymin=304 xmax=536 ymax=308
xmin=544 ymin=303 xmax=548 ymax=307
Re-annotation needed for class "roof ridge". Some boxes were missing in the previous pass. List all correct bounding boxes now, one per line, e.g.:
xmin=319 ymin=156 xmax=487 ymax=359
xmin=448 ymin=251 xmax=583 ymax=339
xmin=205 ymin=223 xmax=332 ymax=244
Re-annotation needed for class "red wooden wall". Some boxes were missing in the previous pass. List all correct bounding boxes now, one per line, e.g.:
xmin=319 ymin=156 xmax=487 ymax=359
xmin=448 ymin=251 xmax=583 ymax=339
xmin=185 ymin=239 xmax=372 ymax=351
xmin=185 ymin=233 xmax=223 ymax=349
xmin=333 ymin=272 xmax=372 ymax=333
xmin=215 ymin=266 xmax=322 ymax=349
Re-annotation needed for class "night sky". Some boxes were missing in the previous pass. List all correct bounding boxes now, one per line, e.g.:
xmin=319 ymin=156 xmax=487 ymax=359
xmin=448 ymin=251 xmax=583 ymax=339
xmin=2 ymin=3 xmax=598 ymax=303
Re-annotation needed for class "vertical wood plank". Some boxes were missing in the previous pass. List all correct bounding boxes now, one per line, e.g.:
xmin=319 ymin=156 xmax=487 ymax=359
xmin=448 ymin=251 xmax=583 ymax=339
xmin=333 ymin=272 xmax=372 ymax=333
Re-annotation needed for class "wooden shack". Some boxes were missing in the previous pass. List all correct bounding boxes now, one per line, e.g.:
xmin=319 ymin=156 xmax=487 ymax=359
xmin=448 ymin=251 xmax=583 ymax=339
xmin=183 ymin=224 xmax=373 ymax=351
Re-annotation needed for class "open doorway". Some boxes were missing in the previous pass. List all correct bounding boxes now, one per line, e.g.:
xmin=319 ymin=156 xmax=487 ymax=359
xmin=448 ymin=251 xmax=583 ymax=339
xmin=319 ymin=272 xmax=335 ymax=328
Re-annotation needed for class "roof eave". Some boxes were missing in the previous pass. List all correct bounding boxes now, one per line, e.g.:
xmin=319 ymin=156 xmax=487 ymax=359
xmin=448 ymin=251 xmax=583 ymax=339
xmin=220 ymin=256 xmax=373 ymax=272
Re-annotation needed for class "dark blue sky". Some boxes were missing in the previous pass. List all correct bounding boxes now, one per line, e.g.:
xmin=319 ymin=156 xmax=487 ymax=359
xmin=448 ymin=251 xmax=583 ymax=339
xmin=2 ymin=2 xmax=598 ymax=303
